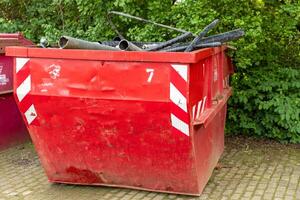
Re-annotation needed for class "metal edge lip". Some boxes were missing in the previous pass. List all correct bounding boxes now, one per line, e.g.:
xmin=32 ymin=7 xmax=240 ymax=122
xmin=6 ymin=46 xmax=223 ymax=64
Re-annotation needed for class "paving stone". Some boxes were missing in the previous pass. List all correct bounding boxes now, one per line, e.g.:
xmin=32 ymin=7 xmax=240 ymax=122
xmin=242 ymin=191 xmax=253 ymax=198
xmin=284 ymin=196 xmax=295 ymax=200
xmin=251 ymin=196 xmax=263 ymax=200
xmin=152 ymin=195 xmax=165 ymax=200
xmin=230 ymin=193 xmax=241 ymax=200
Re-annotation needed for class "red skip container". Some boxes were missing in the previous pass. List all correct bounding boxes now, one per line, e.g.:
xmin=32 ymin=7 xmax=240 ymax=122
xmin=0 ymin=33 xmax=32 ymax=150
xmin=6 ymin=46 xmax=233 ymax=195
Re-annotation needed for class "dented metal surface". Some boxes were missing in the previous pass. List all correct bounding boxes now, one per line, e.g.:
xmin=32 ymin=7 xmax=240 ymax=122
xmin=8 ymin=46 xmax=234 ymax=196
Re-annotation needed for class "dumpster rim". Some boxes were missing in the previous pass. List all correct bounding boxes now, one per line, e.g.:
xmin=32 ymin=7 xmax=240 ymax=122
xmin=5 ymin=46 xmax=227 ymax=64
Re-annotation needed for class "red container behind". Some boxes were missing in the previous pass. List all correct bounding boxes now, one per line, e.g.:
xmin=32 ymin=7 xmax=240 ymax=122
xmin=0 ymin=33 xmax=32 ymax=149
xmin=7 ymin=46 xmax=233 ymax=195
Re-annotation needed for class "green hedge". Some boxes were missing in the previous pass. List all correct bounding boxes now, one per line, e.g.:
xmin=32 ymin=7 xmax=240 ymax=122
xmin=1 ymin=0 xmax=299 ymax=142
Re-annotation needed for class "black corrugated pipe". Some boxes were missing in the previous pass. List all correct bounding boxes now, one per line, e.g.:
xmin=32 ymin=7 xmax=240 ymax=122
xmin=160 ymin=29 xmax=245 ymax=51
xmin=161 ymin=42 xmax=222 ymax=52
xmin=146 ymin=32 xmax=193 ymax=51
xmin=185 ymin=19 xmax=220 ymax=52
xmin=197 ymin=29 xmax=245 ymax=44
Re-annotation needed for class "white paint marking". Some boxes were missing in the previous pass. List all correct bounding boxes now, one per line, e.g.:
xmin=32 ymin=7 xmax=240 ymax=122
xmin=146 ymin=68 xmax=154 ymax=83
xmin=201 ymin=96 xmax=207 ymax=114
xmin=24 ymin=104 xmax=37 ymax=125
xmin=196 ymin=100 xmax=202 ymax=119
xmin=192 ymin=105 xmax=196 ymax=119
xmin=16 ymin=58 xmax=29 ymax=73
xmin=0 ymin=74 xmax=9 ymax=86
xmin=171 ymin=64 xmax=188 ymax=82
xmin=47 ymin=64 xmax=61 ymax=79
xmin=16 ymin=75 xmax=31 ymax=102
xmin=171 ymin=114 xmax=189 ymax=136
xmin=170 ymin=83 xmax=187 ymax=112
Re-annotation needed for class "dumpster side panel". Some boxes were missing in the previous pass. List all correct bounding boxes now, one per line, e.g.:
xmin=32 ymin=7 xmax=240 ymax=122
xmin=99 ymin=62 xmax=170 ymax=101
xmin=27 ymin=97 xmax=198 ymax=194
xmin=188 ymin=52 xmax=231 ymax=193
xmin=14 ymin=58 xmax=199 ymax=195
xmin=189 ymin=61 xmax=210 ymax=123
xmin=28 ymin=59 xmax=170 ymax=102
xmin=192 ymin=104 xmax=226 ymax=193
xmin=29 ymin=58 xmax=101 ymax=98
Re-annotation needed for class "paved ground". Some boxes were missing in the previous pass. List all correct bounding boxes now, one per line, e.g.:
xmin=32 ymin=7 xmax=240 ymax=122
xmin=0 ymin=136 xmax=299 ymax=200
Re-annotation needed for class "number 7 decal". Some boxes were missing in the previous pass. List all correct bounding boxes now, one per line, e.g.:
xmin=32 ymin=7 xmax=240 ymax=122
xmin=146 ymin=68 xmax=154 ymax=83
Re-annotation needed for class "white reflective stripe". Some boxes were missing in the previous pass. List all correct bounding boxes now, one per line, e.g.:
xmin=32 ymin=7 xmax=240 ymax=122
xmin=171 ymin=64 xmax=188 ymax=82
xmin=171 ymin=114 xmax=189 ymax=136
xmin=170 ymin=83 xmax=187 ymax=113
xmin=201 ymin=96 xmax=207 ymax=114
xmin=192 ymin=105 xmax=196 ymax=119
xmin=196 ymin=100 xmax=202 ymax=119
xmin=16 ymin=75 xmax=31 ymax=102
xmin=24 ymin=104 xmax=37 ymax=125
xmin=16 ymin=58 xmax=29 ymax=73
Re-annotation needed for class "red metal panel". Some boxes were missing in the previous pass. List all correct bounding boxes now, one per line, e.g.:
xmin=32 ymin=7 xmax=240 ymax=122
xmin=192 ymin=105 xmax=226 ymax=193
xmin=27 ymin=96 xmax=199 ymax=194
xmin=189 ymin=60 xmax=210 ymax=123
xmin=28 ymin=59 xmax=170 ymax=102
xmin=10 ymin=46 xmax=233 ymax=195
xmin=30 ymin=59 xmax=101 ymax=98
xmin=0 ymin=94 xmax=29 ymax=150
xmin=99 ymin=62 xmax=170 ymax=101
